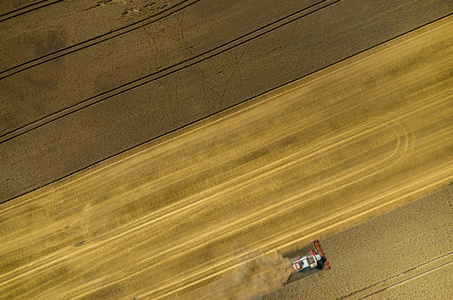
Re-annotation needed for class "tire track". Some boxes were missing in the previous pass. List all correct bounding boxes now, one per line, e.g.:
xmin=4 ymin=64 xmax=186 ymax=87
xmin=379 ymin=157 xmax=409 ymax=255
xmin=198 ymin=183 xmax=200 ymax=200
xmin=361 ymin=261 xmax=453 ymax=299
xmin=0 ymin=0 xmax=64 ymax=23
xmin=344 ymin=252 xmax=453 ymax=299
xmin=0 ymin=0 xmax=197 ymax=79
xmin=0 ymin=0 xmax=341 ymax=144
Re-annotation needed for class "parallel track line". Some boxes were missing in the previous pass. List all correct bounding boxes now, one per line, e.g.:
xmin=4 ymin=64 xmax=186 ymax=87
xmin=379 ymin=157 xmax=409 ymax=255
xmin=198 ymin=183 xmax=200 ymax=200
xmin=0 ymin=0 xmax=63 ymax=23
xmin=0 ymin=0 xmax=340 ymax=144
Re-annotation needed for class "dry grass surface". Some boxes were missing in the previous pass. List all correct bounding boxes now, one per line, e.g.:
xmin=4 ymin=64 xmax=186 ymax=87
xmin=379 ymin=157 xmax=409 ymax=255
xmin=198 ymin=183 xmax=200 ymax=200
xmin=1 ymin=12 xmax=452 ymax=300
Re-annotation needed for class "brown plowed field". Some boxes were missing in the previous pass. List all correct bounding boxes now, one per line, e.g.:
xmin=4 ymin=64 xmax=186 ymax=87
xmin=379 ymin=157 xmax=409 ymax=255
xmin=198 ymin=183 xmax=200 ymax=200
xmin=1 ymin=14 xmax=452 ymax=299
xmin=1 ymin=0 xmax=452 ymax=202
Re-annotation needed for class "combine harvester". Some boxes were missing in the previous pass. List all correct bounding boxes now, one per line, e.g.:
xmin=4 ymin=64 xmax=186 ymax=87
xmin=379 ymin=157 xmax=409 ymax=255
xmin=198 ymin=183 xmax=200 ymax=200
xmin=291 ymin=240 xmax=330 ymax=272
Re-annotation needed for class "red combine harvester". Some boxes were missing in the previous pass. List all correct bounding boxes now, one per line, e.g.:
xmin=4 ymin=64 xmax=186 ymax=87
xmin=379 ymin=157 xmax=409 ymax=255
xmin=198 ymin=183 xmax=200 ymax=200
xmin=291 ymin=240 xmax=331 ymax=272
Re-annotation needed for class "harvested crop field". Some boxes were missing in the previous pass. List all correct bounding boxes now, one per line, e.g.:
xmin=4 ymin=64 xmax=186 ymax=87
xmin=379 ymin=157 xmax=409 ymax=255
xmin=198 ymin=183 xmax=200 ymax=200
xmin=265 ymin=184 xmax=453 ymax=300
xmin=1 ymin=1 xmax=453 ymax=300
xmin=1 ymin=10 xmax=453 ymax=299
